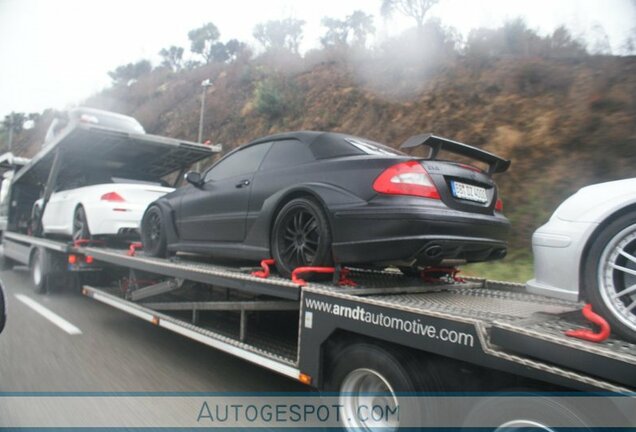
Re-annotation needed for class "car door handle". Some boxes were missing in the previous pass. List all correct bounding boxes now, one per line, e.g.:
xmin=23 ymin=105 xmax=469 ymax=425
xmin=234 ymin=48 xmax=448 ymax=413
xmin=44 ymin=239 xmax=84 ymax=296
xmin=235 ymin=179 xmax=251 ymax=188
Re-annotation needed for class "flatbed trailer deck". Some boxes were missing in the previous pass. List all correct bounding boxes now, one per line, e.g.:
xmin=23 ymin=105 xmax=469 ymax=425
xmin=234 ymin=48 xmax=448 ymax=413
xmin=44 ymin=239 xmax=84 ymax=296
xmin=4 ymin=231 xmax=633 ymax=393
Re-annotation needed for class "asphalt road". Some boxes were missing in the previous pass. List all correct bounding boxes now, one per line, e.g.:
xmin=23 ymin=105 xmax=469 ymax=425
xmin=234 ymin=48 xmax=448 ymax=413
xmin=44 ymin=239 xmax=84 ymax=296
xmin=0 ymin=266 xmax=307 ymax=393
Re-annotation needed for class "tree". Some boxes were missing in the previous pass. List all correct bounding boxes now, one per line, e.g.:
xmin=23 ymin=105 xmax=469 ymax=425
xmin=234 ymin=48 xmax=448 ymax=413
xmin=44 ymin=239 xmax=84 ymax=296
xmin=225 ymin=39 xmax=248 ymax=61
xmin=2 ymin=112 xmax=26 ymax=134
xmin=321 ymin=10 xmax=375 ymax=48
xmin=347 ymin=11 xmax=375 ymax=47
xmin=188 ymin=22 xmax=222 ymax=63
xmin=320 ymin=17 xmax=349 ymax=47
xmin=253 ymin=18 xmax=306 ymax=54
xmin=209 ymin=42 xmax=229 ymax=63
xmin=159 ymin=46 xmax=184 ymax=71
xmin=108 ymin=60 xmax=152 ymax=85
xmin=549 ymin=26 xmax=587 ymax=58
xmin=380 ymin=0 xmax=439 ymax=28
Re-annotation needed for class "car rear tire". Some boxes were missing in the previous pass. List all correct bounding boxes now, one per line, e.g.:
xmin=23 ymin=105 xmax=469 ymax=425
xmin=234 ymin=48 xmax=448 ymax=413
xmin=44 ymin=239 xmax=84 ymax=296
xmin=583 ymin=211 xmax=636 ymax=342
xmin=271 ymin=197 xmax=333 ymax=278
xmin=141 ymin=206 xmax=167 ymax=257
xmin=30 ymin=247 xmax=50 ymax=294
xmin=324 ymin=342 xmax=444 ymax=430
xmin=72 ymin=205 xmax=91 ymax=242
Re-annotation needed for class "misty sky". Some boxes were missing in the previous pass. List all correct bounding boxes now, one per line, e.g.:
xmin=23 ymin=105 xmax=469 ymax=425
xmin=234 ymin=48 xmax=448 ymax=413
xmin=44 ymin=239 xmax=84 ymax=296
xmin=0 ymin=0 xmax=634 ymax=117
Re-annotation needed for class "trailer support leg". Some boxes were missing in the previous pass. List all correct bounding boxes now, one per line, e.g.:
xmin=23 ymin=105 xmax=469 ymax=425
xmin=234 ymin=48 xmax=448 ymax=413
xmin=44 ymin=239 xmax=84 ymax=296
xmin=192 ymin=309 xmax=199 ymax=325
xmin=240 ymin=310 xmax=247 ymax=342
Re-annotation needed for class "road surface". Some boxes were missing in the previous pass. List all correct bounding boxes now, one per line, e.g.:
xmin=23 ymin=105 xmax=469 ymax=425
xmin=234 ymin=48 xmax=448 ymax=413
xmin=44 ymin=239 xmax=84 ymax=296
xmin=0 ymin=266 xmax=307 ymax=393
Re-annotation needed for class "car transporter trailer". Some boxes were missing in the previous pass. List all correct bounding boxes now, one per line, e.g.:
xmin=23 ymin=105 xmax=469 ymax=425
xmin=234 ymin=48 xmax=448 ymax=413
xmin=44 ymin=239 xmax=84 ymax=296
xmin=0 ymin=122 xmax=634 ymax=428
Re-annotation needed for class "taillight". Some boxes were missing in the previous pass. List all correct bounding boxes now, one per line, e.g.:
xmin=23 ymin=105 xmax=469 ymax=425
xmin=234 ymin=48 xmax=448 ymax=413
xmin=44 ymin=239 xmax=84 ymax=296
xmin=495 ymin=198 xmax=504 ymax=212
xmin=101 ymin=192 xmax=125 ymax=202
xmin=373 ymin=161 xmax=440 ymax=199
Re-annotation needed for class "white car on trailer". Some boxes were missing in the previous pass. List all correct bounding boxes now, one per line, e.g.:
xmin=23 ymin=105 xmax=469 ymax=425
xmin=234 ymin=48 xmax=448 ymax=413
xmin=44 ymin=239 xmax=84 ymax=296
xmin=527 ymin=178 xmax=636 ymax=342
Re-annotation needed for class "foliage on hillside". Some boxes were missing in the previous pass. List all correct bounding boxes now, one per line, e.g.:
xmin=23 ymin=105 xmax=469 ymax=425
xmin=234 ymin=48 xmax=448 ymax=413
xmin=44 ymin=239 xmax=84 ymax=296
xmin=4 ymin=18 xmax=636 ymax=251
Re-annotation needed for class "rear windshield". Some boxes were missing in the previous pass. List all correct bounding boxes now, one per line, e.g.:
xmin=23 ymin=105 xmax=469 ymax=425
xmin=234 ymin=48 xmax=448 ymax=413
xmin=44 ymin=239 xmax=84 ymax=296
xmin=309 ymin=135 xmax=406 ymax=159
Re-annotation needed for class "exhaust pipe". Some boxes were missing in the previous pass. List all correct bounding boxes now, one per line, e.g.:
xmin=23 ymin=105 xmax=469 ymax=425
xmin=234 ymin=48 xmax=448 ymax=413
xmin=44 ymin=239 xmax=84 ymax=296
xmin=423 ymin=244 xmax=443 ymax=259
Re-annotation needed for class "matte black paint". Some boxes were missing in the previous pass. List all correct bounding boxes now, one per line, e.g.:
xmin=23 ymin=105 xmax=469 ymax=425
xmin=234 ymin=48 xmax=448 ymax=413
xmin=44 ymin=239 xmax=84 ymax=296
xmin=146 ymin=131 xmax=510 ymax=266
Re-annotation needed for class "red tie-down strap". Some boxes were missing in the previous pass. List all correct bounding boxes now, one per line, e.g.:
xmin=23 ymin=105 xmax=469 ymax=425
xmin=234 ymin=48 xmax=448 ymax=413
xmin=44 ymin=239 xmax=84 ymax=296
xmin=291 ymin=266 xmax=357 ymax=287
xmin=252 ymin=259 xmax=276 ymax=278
xmin=565 ymin=303 xmax=611 ymax=343
xmin=421 ymin=267 xmax=464 ymax=283
xmin=128 ymin=242 xmax=143 ymax=256
xmin=73 ymin=239 xmax=105 ymax=248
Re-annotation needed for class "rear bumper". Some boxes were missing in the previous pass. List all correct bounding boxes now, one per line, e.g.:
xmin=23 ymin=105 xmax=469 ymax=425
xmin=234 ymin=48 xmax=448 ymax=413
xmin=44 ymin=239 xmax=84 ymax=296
xmin=331 ymin=205 xmax=509 ymax=265
xmin=84 ymin=202 xmax=146 ymax=237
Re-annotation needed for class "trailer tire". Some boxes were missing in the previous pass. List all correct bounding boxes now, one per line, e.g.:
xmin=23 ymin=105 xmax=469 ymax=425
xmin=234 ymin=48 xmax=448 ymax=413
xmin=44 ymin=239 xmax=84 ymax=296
xmin=462 ymin=390 xmax=593 ymax=430
xmin=141 ymin=206 xmax=167 ymax=257
xmin=324 ymin=342 xmax=443 ymax=430
xmin=30 ymin=248 xmax=51 ymax=294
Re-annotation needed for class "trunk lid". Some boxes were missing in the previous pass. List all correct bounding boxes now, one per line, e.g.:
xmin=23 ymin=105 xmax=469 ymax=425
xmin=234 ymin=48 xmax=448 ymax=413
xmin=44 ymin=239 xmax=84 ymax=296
xmin=421 ymin=160 xmax=499 ymax=215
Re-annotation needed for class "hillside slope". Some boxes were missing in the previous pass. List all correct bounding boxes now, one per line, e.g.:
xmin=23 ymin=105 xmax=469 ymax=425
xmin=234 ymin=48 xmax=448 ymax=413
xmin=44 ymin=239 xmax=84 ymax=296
xmin=12 ymin=54 xmax=636 ymax=250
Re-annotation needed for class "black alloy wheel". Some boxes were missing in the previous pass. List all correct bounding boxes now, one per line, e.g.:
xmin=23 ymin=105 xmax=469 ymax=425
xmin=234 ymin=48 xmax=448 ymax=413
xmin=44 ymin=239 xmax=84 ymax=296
xmin=272 ymin=197 xmax=332 ymax=278
xmin=141 ymin=206 xmax=167 ymax=257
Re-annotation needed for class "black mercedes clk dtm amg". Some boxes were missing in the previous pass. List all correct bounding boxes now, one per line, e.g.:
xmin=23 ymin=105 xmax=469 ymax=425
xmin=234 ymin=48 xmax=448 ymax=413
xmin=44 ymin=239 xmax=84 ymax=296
xmin=141 ymin=131 xmax=510 ymax=277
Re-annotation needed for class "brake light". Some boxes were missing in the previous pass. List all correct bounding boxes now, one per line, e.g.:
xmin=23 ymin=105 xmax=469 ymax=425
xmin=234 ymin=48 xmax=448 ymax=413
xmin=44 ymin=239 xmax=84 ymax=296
xmin=373 ymin=161 xmax=440 ymax=199
xmin=101 ymin=192 xmax=125 ymax=202
xmin=495 ymin=198 xmax=504 ymax=212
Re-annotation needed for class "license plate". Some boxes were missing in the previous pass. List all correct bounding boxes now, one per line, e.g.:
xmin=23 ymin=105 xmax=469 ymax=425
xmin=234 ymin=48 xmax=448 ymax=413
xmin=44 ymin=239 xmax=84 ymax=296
xmin=451 ymin=181 xmax=488 ymax=203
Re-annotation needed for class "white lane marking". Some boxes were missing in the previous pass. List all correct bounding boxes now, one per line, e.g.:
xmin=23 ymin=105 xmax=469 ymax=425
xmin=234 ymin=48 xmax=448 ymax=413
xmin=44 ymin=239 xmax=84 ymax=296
xmin=15 ymin=294 xmax=82 ymax=335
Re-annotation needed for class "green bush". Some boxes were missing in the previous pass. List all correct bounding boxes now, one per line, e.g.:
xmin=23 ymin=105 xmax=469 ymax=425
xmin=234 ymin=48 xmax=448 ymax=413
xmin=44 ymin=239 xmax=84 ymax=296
xmin=254 ymin=77 xmax=287 ymax=120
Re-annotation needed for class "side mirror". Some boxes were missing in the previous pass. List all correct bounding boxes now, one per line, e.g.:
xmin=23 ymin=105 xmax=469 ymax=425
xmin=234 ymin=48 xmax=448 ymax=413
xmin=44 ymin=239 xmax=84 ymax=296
xmin=0 ymin=279 xmax=6 ymax=334
xmin=185 ymin=171 xmax=203 ymax=187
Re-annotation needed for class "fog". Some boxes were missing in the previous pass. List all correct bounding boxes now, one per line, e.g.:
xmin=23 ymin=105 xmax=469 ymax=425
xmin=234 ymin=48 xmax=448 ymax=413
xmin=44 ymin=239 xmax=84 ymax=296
xmin=0 ymin=0 xmax=634 ymax=116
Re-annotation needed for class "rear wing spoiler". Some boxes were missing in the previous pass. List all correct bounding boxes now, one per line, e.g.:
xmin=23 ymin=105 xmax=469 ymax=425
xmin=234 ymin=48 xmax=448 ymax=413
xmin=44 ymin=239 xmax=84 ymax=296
xmin=400 ymin=133 xmax=511 ymax=174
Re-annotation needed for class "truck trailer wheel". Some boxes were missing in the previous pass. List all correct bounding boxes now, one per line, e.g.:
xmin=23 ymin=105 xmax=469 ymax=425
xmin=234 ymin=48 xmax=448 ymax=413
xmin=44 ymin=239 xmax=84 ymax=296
xmin=30 ymin=248 xmax=51 ymax=294
xmin=462 ymin=390 xmax=593 ymax=430
xmin=324 ymin=342 xmax=443 ymax=430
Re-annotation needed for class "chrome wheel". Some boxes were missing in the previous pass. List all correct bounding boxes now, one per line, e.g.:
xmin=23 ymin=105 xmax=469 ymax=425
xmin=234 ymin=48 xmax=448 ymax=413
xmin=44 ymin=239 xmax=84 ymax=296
xmin=339 ymin=368 xmax=399 ymax=431
xmin=598 ymin=223 xmax=636 ymax=333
